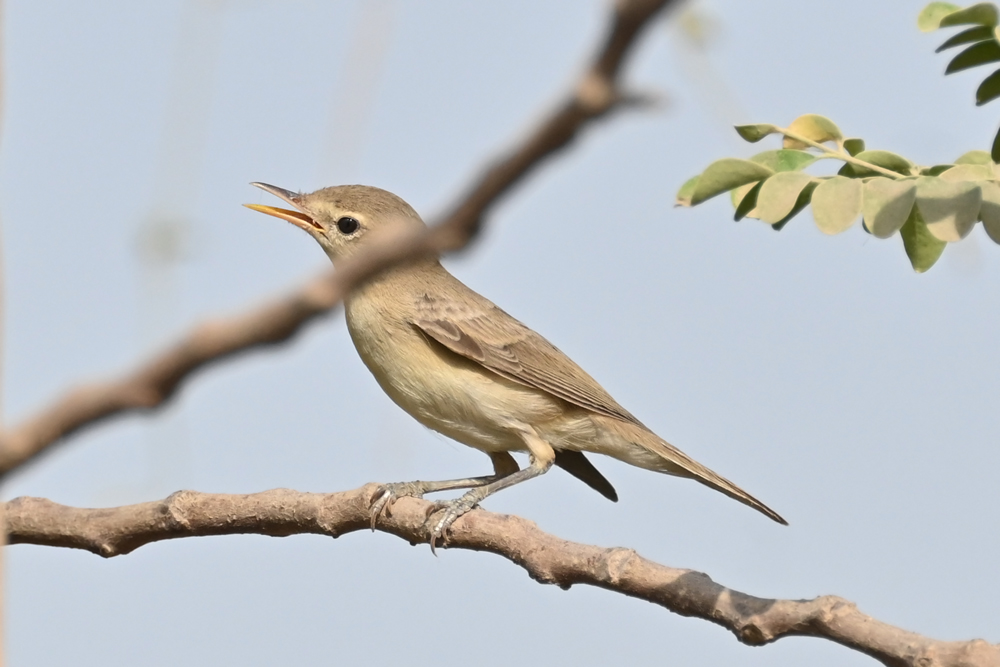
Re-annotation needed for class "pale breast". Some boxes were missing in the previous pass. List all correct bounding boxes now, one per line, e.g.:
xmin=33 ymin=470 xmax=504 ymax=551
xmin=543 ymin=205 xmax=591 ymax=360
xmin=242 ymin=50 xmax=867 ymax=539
xmin=345 ymin=292 xmax=563 ymax=453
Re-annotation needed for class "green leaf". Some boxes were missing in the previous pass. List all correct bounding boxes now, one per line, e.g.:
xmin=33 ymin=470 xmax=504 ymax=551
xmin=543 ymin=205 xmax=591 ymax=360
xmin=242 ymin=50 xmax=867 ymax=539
xmin=940 ymin=2 xmax=999 ymax=27
xmin=919 ymin=2 xmax=962 ymax=31
xmin=754 ymin=172 xmax=814 ymax=224
xmin=675 ymin=175 xmax=700 ymax=207
xmin=976 ymin=68 xmax=1000 ymax=104
xmin=936 ymin=25 xmax=994 ymax=50
xmin=731 ymin=181 xmax=754 ymax=208
xmin=840 ymin=150 xmax=915 ymax=177
xmin=843 ymin=138 xmax=866 ymax=156
xmin=734 ymin=181 xmax=763 ymax=221
xmin=748 ymin=149 xmax=818 ymax=172
xmin=978 ymin=180 xmax=1000 ymax=243
xmin=954 ymin=149 xmax=994 ymax=164
xmin=993 ymin=125 xmax=1000 ymax=162
xmin=771 ymin=181 xmax=817 ymax=231
xmin=946 ymin=40 xmax=1000 ymax=74
xmin=921 ymin=164 xmax=957 ymax=176
xmin=783 ymin=114 xmax=843 ymax=149
xmin=811 ymin=176 xmax=863 ymax=234
xmin=939 ymin=163 xmax=995 ymax=180
xmin=690 ymin=159 xmax=774 ymax=206
xmin=862 ymin=178 xmax=917 ymax=238
xmin=900 ymin=208 xmax=947 ymax=273
xmin=735 ymin=124 xmax=778 ymax=143
xmin=914 ymin=176 xmax=982 ymax=241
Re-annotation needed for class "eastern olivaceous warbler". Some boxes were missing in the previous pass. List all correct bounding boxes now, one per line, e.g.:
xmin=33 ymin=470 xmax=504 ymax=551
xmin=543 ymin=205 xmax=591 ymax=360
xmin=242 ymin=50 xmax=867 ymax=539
xmin=246 ymin=182 xmax=786 ymax=548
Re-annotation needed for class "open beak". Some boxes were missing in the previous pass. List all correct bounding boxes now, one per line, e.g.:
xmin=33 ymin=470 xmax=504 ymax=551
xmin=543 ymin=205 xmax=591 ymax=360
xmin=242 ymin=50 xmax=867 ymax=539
xmin=244 ymin=182 xmax=324 ymax=234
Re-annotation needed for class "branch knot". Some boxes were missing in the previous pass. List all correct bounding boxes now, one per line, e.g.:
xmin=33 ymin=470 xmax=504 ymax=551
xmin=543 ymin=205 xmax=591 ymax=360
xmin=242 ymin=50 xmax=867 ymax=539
xmin=603 ymin=547 xmax=639 ymax=584
xmin=737 ymin=622 xmax=768 ymax=646
xmin=576 ymin=73 xmax=617 ymax=115
xmin=163 ymin=490 xmax=196 ymax=529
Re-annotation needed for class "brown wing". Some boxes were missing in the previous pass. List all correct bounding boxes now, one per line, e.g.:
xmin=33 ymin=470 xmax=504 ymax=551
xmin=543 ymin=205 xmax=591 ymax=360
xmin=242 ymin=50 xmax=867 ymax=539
xmin=411 ymin=293 xmax=644 ymax=427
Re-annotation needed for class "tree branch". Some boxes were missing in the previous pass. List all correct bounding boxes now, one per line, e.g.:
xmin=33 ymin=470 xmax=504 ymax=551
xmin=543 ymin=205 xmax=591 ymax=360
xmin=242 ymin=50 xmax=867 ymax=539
xmin=0 ymin=0 xmax=677 ymax=478
xmin=5 ymin=486 xmax=997 ymax=667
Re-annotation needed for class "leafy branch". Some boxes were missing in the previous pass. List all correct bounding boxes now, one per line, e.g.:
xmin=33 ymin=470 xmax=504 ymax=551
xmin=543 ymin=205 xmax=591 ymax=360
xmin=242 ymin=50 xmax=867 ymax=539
xmin=676 ymin=2 xmax=1000 ymax=273
xmin=920 ymin=2 xmax=1000 ymax=160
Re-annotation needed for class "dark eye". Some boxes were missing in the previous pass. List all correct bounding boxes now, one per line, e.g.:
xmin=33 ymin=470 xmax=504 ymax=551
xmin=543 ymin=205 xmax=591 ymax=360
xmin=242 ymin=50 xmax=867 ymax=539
xmin=336 ymin=216 xmax=360 ymax=235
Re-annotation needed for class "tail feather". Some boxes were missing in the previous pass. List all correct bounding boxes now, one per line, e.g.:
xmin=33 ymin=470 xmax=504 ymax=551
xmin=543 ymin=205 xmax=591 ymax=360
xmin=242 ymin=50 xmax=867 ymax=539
xmin=664 ymin=448 xmax=788 ymax=525
xmin=602 ymin=418 xmax=787 ymax=525
xmin=553 ymin=449 xmax=619 ymax=502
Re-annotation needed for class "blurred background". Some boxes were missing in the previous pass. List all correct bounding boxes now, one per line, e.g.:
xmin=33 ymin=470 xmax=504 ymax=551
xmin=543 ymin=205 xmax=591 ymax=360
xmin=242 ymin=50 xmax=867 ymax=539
xmin=3 ymin=1 xmax=998 ymax=665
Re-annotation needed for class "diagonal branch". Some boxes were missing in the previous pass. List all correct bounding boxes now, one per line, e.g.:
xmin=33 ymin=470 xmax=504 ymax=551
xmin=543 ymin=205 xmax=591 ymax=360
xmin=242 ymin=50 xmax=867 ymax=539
xmin=6 ymin=486 xmax=998 ymax=667
xmin=0 ymin=0 xmax=676 ymax=478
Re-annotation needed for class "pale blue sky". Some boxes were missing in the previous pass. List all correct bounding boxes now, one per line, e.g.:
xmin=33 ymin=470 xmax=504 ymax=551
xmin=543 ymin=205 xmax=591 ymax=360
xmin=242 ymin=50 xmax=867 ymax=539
xmin=3 ymin=1 xmax=998 ymax=665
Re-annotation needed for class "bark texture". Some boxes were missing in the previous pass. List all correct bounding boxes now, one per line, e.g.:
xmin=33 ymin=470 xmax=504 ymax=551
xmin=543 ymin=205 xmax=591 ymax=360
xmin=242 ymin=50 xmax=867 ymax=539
xmin=6 ymin=486 xmax=997 ymax=667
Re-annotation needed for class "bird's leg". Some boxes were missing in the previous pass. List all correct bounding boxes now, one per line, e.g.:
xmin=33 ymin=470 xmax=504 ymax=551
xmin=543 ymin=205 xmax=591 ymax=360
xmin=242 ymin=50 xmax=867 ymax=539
xmin=428 ymin=429 xmax=555 ymax=552
xmin=368 ymin=452 xmax=519 ymax=529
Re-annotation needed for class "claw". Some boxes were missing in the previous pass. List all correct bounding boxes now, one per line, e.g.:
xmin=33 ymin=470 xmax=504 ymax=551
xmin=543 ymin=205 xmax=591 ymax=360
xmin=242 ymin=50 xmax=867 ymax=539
xmin=422 ymin=493 xmax=483 ymax=554
xmin=369 ymin=487 xmax=392 ymax=531
xmin=368 ymin=481 xmax=430 ymax=531
xmin=424 ymin=504 xmax=446 ymax=555
xmin=423 ymin=499 xmax=446 ymax=521
xmin=428 ymin=521 xmax=450 ymax=556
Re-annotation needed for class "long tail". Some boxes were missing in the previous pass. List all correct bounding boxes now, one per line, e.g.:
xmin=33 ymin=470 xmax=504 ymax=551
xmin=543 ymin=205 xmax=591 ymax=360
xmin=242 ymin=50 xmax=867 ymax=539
xmin=606 ymin=418 xmax=788 ymax=525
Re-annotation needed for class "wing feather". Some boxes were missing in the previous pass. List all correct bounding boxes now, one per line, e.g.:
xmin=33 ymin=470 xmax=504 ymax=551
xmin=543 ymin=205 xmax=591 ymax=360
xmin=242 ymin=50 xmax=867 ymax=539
xmin=412 ymin=295 xmax=643 ymax=427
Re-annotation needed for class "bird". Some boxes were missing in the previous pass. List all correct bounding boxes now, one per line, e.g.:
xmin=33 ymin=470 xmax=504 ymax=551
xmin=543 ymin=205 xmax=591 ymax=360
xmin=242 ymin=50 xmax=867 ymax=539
xmin=245 ymin=182 xmax=787 ymax=547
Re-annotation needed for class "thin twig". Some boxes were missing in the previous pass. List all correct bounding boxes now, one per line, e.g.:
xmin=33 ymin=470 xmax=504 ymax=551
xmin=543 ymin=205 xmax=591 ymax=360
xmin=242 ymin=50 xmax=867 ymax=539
xmin=779 ymin=127 xmax=906 ymax=179
xmin=0 ymin=0 xmax=676 ymax=479
xmin=5 ymin=486 xmax=997 ymax=667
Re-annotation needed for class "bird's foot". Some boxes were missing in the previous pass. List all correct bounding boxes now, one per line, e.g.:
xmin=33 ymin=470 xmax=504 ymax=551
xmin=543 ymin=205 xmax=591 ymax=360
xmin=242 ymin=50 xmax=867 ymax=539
xmin=369 ymin=481 xmax=432 ymax=531
xmin=426 ymin=488 xmax=488 ymax=554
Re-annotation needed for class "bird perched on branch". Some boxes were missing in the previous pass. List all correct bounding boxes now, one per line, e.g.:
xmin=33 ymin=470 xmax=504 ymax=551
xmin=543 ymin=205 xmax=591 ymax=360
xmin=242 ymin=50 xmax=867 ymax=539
xmin=246 ymin=183 xmax=786 ymax=548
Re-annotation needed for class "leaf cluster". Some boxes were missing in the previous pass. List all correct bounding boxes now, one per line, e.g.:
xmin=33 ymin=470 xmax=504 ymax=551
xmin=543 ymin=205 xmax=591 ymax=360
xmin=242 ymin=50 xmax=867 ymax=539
xmin=676 ymin=114 xmax=1000 ymax=272
xmin=920 ymin=2 xmax=1000 ymax=158
xmin=675 ymin=3 xmax=1000 ymax=273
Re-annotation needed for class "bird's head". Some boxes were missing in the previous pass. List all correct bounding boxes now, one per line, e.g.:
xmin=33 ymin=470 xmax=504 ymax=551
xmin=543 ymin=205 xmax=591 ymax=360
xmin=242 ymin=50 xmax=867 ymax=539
xmin=245 ymin=183 xmax=425 ymax=264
